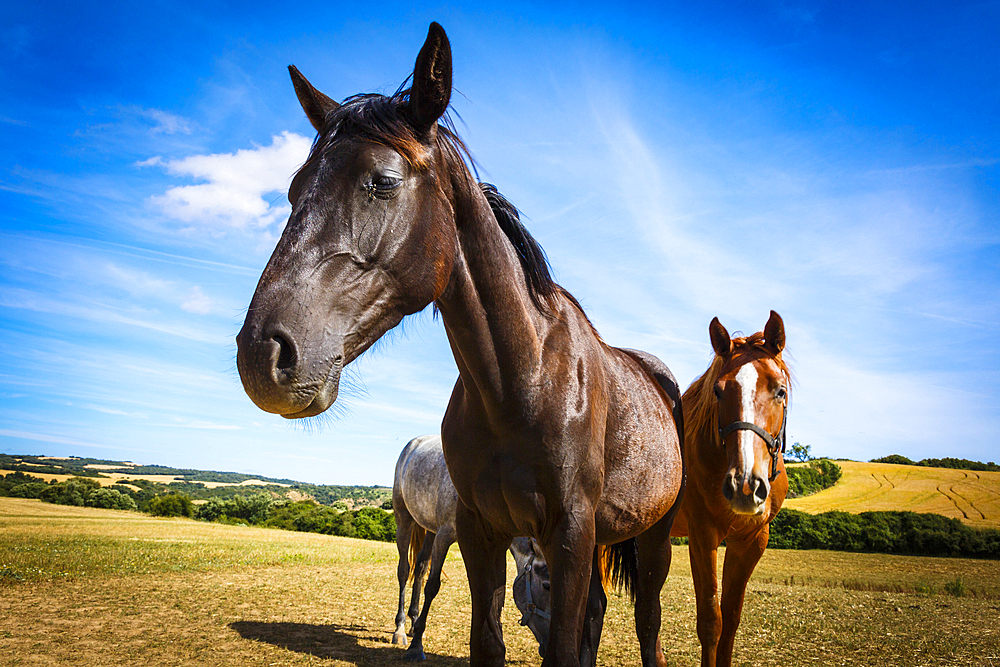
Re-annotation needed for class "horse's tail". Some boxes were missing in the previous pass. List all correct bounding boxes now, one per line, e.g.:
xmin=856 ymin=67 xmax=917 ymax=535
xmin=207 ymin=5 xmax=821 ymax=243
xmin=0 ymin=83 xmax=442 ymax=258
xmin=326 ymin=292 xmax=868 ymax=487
xmin=597 ymin=539 xmax=638 ymax=603
xmin=407 ymin=523 xmax=426 ymax=584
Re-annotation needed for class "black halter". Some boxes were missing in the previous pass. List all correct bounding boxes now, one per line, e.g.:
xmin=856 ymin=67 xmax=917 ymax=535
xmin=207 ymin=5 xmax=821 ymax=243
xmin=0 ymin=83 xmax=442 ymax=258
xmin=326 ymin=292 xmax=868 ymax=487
xmin=719 ymin=403 xmax=787 ymax=482
xmin=514 ymin=554 xmax=550 ymax=626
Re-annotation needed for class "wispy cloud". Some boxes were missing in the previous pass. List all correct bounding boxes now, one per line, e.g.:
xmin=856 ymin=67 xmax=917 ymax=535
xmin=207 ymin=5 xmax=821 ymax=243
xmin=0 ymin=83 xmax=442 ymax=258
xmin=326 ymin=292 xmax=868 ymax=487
xmin=138 ymin=107 xmax=194 ymax=135
xmin=181 ymin=286 xmax=214 ymax=315
xmin=0 ymin=429 xmax=103 ymax=449
xmin=0 ymin=286 xmax=223 ymax=344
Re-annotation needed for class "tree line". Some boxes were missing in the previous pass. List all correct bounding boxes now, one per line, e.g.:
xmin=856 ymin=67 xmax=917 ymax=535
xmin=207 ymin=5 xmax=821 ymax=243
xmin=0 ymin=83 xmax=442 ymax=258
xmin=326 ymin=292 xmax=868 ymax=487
xmin=5 ymin=463 xmax=999 ymax=558
xmin=0 ymin=472 xmax=396 ymax=542
xmin=871 ymin=455 xmax=1000 ymax=472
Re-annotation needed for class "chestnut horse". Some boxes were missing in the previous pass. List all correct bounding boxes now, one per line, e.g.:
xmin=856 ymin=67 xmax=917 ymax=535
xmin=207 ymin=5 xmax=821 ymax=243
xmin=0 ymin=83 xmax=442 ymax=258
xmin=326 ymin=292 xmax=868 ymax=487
xmin=670 ymin=311 xmax=790 ymax=667
xmin=235 ymin=23 xmax=684 ymax=667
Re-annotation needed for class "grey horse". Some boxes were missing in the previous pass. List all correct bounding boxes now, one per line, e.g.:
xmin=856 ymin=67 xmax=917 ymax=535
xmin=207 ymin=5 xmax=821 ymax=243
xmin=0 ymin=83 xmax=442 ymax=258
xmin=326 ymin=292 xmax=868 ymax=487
xmin=392 ymin=435 xmax=549 ymax=660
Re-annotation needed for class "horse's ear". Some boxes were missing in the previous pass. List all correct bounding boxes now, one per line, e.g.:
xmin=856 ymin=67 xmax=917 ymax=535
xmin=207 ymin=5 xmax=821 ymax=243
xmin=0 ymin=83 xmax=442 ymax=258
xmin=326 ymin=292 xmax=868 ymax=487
xmin=289 ymin=65 xmax=339 ymax=133
xmin=763 ymin=310 xmax=785 ymax=355
xmin=407 ymin=22 xmax=452 ymax=138
xmin=709 ymin=317 xmax=732 ymax=358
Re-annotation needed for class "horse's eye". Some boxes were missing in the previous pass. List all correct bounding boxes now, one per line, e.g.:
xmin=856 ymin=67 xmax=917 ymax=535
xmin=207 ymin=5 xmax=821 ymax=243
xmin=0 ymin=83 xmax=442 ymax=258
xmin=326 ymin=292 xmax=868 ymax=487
xmin=365 ymin=174 xmax=402 ymax=200
xmin=776 ymin=387 xmax=786 ymax=400
xmin=373 ymin=175 xmax=401 ymax=191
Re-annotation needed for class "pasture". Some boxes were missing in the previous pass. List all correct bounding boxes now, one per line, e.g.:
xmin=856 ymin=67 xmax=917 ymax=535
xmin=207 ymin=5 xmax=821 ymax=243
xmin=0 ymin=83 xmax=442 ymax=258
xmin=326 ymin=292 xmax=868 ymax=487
xmin=784 ymin=461 xmax=1000 ymax=529
xmin=2 ymin=498 xmax=998 ymax=666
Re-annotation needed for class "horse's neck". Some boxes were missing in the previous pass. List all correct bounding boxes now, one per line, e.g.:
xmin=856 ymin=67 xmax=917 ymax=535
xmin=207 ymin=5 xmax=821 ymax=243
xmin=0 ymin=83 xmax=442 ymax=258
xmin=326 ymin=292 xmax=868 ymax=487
xmin=435 ymin=188 xmax=548 ymax=413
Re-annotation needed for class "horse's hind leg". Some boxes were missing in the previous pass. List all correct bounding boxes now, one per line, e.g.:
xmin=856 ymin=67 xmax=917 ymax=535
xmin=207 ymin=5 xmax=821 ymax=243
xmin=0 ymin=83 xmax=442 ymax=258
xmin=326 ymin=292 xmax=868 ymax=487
xmin=408 ymin=531 xmax=435 ymax=631
xmin=405 ymin=525 xmax=455 ymax=661
xmin=578 ymin=547 xmax=607 ymax=667
xmin=393 ymin=510 xmax=423 ymax=646
xmin=633 ymin=517 xmax=674 ymax=667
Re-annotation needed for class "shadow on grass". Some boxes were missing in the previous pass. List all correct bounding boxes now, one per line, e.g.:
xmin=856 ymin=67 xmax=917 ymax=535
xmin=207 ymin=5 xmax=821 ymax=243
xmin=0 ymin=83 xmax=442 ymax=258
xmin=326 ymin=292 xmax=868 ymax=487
xmin=230 ymin=621 xmax=469 ymax=666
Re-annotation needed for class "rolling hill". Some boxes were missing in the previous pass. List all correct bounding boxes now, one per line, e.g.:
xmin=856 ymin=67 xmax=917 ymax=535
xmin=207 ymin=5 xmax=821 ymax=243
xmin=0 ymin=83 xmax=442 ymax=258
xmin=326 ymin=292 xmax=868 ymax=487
xmin=783 ymin=460 xmax=1000 ymax=529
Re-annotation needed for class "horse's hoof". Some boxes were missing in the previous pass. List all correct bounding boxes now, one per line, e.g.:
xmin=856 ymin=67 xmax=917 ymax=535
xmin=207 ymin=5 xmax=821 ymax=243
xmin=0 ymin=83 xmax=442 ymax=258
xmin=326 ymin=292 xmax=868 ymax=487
xmin=392 ymin=632 xmax=408 ymax=647
xmin=403 ymin=648 xmax=426 ymax=662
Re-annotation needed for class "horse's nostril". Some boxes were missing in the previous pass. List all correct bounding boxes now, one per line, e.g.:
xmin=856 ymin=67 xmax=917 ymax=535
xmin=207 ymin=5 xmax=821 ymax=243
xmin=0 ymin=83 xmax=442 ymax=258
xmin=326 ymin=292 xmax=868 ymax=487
xmin=753 ymin=477 xmax=769 ymax=503
xmin=273 ymin=334 xmax=295 ymax=371
xmin=722 ymin=474 xmax=735 ymax=501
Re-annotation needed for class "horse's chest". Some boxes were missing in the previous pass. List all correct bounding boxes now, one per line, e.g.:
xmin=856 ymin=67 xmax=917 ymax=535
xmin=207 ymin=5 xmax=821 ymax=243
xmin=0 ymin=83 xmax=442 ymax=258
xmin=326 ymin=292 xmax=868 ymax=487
xmin=444 ymin=431 xmax=600 ymax=539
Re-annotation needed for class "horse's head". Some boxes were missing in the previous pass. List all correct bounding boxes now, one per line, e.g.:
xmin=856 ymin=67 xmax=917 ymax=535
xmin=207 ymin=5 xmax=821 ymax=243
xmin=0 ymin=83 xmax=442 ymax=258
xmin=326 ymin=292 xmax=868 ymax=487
xmin=709 ymin=311 xmax=789 ymax=515
xmin=509 ymin=537 xmax=551 ymax=657
xmin=236 ymin=23 xmax=462 ymax=418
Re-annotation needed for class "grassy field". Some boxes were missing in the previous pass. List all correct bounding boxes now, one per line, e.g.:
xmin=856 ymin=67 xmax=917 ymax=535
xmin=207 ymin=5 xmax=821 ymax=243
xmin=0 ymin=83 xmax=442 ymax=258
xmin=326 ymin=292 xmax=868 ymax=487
xmin=2 ymin=498 xmax=1000 ymax=666
xmin=784 ymin=461 xmax=1000 ymax=529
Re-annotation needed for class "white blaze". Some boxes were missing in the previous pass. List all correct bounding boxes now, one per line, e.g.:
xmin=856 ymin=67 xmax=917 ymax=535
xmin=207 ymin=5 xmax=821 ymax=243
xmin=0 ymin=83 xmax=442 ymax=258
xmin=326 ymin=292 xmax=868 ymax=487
xmin=734 ymin=363 xmax=759 ymax=482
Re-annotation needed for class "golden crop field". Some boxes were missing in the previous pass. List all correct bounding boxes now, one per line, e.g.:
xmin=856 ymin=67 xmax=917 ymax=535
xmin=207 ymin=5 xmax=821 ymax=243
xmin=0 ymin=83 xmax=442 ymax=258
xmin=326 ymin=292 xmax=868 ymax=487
xmin=0 ymin=464 xmax=287 ymax=489
xmin=2 ymin=498 xmax=999 ymax=666
xmin=784 ymin=461 xmax=1000 ymax=529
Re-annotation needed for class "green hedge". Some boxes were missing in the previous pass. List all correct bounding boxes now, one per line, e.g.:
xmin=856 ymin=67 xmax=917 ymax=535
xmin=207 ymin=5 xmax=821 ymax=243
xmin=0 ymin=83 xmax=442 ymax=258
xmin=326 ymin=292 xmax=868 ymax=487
xmin=770 ymin=509 xmax=1000 ymax=559
xmin=785 ymin=459 xmax=842 ymax=498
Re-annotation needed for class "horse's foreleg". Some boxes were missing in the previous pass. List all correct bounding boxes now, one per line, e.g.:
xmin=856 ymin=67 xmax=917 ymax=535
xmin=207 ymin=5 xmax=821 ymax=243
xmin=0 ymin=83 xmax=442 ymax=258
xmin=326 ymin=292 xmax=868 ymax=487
xmin=456 ymin=505 xmax=507 ymax=667
xmin=406 ymin=527 xmax=456 ymax=661
xmin=688 ymin=527 xmax=722 ymax=667
xmin=409 ymin=531 xmax=436 ymax=630
xmin=715 ymin=529 xmax=767 ymax=667
xmin=539 ymin=509 xmax=596 ymax=667
xmin=634 ymin=516 xmax=674 ymax=667
xmin=393 ymin=514 xmax=416 ymax=646
xmin=578 ymin=547 xmax=606 ymax=667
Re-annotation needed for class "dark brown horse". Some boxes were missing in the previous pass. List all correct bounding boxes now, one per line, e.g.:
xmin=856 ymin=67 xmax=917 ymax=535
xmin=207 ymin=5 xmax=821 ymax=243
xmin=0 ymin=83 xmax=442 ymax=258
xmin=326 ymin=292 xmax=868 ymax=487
xmin=670 ymin=311 xmax=790 ymax=667
xmin=235 ymin=23 xmax=684 ymax=667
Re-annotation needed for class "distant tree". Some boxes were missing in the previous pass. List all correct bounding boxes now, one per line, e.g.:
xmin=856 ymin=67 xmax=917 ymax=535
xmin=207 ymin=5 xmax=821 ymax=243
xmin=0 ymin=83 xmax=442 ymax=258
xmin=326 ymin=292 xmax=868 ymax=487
xmin=40 ymin=478 xmax=101 ymax=507
xmin=352 ymin=507 xmax=396 ymax=542
xmin=195 ymin=493 xmax=279 ymax=525
xmin=147 ymin=494 xmax=194 ymax=518
xmin=789 ymin=442 xmax=812 ymax=462
xmin=86 ymin=487 xmax=137 ymax=511
xmin=5 ymin=481 xmax=49 ymax=499
xmin=871 ymin=454 xmax=916 ymax=465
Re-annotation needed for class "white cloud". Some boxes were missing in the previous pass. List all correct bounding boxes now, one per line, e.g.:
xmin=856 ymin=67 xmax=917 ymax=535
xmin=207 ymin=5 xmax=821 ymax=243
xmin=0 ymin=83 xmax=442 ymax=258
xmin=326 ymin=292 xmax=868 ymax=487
xmin=150 ymin=131 xmax=311 ymax=231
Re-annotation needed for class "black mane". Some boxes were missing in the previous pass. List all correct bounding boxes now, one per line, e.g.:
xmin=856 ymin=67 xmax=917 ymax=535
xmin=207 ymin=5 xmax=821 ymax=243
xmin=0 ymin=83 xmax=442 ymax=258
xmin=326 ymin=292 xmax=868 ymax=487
xmin=479 ymin=183 xmax=559 ymax=313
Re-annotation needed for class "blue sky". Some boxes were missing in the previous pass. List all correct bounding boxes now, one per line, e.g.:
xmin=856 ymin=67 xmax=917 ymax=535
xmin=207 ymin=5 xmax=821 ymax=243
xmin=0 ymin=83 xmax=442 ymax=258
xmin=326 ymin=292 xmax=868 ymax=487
xmin=1 ymin=1 xmax=997 ymax=485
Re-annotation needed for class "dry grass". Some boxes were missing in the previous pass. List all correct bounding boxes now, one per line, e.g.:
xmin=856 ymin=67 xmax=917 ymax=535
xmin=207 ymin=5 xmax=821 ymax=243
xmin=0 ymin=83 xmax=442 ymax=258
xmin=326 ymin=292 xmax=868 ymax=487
xmin=784 ymin=461 xmax=1000 ymax=529
xmin=2 ymin=498 xmax=1000 ymax=666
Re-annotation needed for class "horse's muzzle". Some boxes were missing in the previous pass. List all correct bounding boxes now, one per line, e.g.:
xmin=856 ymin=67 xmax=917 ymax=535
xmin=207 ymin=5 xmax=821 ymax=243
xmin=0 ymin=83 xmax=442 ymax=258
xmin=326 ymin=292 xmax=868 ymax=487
xmin=236 ymin=319 xmax=343 ymax=418
xmin=722 ymin=470 xmax=769 ymax=515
